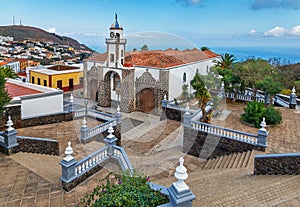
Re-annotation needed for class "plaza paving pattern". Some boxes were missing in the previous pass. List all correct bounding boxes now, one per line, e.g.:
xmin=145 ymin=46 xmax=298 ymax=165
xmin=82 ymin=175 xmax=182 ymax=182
xmin=0 ymin=104 xmax=299 ymax=206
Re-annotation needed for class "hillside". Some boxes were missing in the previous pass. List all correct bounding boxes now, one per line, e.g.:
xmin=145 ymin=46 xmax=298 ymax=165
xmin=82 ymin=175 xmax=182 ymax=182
xmin=0 ymin=25 xmax=92 ymax=51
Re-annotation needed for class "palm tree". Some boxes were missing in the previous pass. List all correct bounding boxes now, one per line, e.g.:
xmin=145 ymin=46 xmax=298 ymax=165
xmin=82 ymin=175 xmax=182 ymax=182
xmin=0 ymin=67 xmax=18 ymax=79
xmin=191 ymin=73 xmax=211 ymax=123
xmin=213 ymin=53 xmax=236 ymax=69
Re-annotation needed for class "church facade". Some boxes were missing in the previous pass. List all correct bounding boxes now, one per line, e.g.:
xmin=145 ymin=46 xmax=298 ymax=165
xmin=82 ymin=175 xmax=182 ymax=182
xmin=83 ymin=15 xmax=220 ymax=114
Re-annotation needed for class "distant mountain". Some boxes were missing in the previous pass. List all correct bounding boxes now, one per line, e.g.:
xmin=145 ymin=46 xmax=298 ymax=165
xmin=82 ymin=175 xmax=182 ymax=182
xmin=0 ymin=25 xmax=92 ymax=51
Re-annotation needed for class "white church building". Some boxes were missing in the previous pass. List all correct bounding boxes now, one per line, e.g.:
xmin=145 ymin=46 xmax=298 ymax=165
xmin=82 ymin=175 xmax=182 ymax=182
xmin=83 ymin=15 xmax=220 ymax=113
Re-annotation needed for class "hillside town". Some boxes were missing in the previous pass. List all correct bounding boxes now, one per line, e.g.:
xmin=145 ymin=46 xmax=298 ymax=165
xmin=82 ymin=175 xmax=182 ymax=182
xmin=0 ymin=10 xmax=300 ymax=207
xmin=0 ymin=35 xmax=92 ymax=74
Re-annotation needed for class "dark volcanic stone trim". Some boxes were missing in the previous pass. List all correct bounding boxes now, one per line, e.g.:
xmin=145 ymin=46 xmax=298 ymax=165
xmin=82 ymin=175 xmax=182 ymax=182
xmin=254 ymin=153 xmax=300 ymax=175
xmin=162 ymin=106 xmax=183 ymax=122
xmin=16 ymin=137 xmax=59 ymax=156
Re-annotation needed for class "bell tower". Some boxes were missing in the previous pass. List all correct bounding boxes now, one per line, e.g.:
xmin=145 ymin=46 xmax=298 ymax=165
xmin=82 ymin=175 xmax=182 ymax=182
xmin=106 ymin=14 xmax=127 ymax=68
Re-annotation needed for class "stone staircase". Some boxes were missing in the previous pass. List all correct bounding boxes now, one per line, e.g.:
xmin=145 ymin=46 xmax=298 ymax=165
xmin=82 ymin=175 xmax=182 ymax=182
xmin=10 ymin=152 xmax=62 ymax=185
xmin=156 ymin=167 xmax=300 ymax=206
xmin=203 ymin=150 xmax=263 ymax=170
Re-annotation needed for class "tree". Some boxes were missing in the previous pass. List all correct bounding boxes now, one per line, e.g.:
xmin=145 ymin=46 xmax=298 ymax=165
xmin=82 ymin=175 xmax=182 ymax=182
xmin=201 ymin=46 xmax=209 ymax=51
xmin=256 ymin=76 xmax=283 ymax=106
xmin=235 ymin=58 xmax=274 ymax=100
xmin=141 ymin=44 xmax=148 ymax=51
xmin=213 ymin=53 xmax=236 ymax=69
xmin=180 ymin=84 xmax=189 ymax=100
xmin=191 ymin=73 xmax=211 ymax=123
xmin=0 ymin=67 xmax=18 ymax=79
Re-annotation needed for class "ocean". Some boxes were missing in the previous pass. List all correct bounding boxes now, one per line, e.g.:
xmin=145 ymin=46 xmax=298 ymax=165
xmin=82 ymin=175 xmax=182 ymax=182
xmin=89 ymin=45 xmax=300 ymax=65
xmin=211 ymin=46 xmax=300 ymax=64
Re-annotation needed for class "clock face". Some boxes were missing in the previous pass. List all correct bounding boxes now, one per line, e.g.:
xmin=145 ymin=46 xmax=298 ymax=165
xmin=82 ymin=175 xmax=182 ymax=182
xmin=110 ymin=32 xmax=114 ymax=38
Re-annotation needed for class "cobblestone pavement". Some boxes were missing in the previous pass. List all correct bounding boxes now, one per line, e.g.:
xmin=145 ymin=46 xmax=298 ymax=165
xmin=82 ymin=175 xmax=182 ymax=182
xmin=0 ymin=105 xmax=299 ymax=206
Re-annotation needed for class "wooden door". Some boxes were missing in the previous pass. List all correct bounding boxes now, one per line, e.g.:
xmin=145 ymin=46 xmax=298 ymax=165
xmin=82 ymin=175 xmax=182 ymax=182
xmin=140 ymin=88 xmax=154 ymax=113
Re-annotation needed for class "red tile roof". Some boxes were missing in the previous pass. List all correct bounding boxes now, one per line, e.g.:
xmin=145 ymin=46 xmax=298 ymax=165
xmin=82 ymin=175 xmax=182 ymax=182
xmin=5 ymin=82 xmax=42 ymax=97
xmin=86 ymin=49 xmax=219 ymax=68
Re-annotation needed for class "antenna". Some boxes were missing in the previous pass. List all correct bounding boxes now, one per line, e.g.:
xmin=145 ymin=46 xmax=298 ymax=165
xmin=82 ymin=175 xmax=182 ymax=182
xmin=13 ymin=15 xmax=15 ymax=25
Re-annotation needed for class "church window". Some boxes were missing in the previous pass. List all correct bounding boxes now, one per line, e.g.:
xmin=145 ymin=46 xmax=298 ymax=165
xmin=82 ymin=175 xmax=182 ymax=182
xmin=121 ymin=50 xmax=124 ymax=57
xmin=121 ymin=59 xmax=123 ymax=65
xmin=31 ymin=76 xmax=35 ymax=84
xmin=110 ymin=54 xmax=114 ymax=62
xmin=37 ymin=78 xmax=41 ymax=85
xmin=206 ymin=65 xmax=209 ymax=73
xmin=183 ymin=72 xmax=186 ymax=83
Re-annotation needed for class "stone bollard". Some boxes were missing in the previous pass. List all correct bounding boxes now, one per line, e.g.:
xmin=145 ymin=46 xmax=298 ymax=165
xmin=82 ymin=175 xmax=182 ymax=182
xmin=162 ymin=94 xmax=168 ymax=107
xmin=0 ymin=116 xmax=19 ymax=155
xmin=60 ymin=141 xmax=77 ymax=184
xmin=68 ymin=94 xmax=74 ymax=112
xmin=80 ymin=117 xmax=89 ymax=143
xmin=167 ymin=157 xmax=195 ymax=207
xmin=257 ymin=117 xmax=268 ymax=147
xmin=289 ymin=86 xmax=297 ymax=109
xmin=104 ymin=123 xmax=118 ymax=156
xmin=115 ymin=105 xmax=122 ymax=124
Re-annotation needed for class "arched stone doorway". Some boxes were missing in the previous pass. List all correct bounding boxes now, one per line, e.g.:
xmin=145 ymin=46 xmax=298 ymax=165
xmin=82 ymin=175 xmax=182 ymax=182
xmin=101 ymin=71 xmax=121 ymax=107
xmin=140 ymin=88 xmax=155 ymax=113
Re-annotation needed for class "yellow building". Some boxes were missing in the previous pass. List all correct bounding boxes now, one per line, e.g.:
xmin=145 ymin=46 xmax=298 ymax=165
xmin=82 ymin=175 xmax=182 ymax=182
xmin=29 ymin=65 xmax=83 ymax=92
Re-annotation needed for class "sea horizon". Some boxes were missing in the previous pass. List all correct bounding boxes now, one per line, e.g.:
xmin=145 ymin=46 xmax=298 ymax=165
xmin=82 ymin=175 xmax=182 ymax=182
xmin=88 ymin=45 xmax=300 ymax=65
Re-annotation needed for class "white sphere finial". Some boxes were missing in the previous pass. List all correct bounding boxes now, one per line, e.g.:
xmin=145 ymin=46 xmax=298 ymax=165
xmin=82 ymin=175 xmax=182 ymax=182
xmin=116 ymin=105 xmax=121 ymax=114
xmin=107 ymin=123 xmax=115 ymax=139
xmin=6 ymin=116 xmax=14 ymax=131
xmin=185 ymin=103 xmax=190 ymax=115
xmin=292 ymin=86 xmax=296 ymax=94
xmin=63 ymin=141 xmax=74 ymax=162
xmin=174 ymin=157 xmax=189 ymax=191
xmin=82 ymin=117 xmax=87 ymax=128
xmin=69 ymin=94 xmax=74 ymax=103
xmin=260 ymin=117 xmax=267 ymax=131
xmin=163 ymin=94 xmax=167 ymax=101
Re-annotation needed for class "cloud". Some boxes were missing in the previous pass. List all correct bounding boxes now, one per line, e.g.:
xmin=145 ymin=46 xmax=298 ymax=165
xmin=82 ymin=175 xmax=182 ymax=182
xmin=251 ymin=0 xmax=300 ymax=10
xmin=264 ymin=26 xmax=288 ymax=36
xmin=263 ymin=25 xmax=300 ymax=37
xmin=290 ymin=25 xmax=300 ymax=36
xmin=248 ymin=29 xmax=258 ymax=36
xmin=47 ymin=27 xmax=56 ymax=33
xmin=175 ymin=0 xmax=204 ymax=7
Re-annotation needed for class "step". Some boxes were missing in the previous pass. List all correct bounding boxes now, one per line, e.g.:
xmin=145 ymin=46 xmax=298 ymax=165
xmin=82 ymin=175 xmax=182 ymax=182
xmin=204 ymin=158 xmax=213 ymax=170
xmin=242 ymin=150 xmax=252 ymax=168
xmin=219 ymin=154 xmax=230 ymax=168
xmin=214 ymin=156 xmax=225 ymax=169
xmin=209 ymin=157 xmax=219 ymax=169
xmin=227 ymin=153 xmax=238 ymax=168
xmin=236 ymin=151 xmax=247 ymax=168
xmin=222 ymin=153 xmax=233 ymax=168
xmin=232 ymin=152 xmax=242 ymax=168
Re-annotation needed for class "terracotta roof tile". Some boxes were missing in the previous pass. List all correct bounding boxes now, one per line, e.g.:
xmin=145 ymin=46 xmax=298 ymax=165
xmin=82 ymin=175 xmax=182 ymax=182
xmin=5 ymin=82 xmax=42 ymax=97
xmin=85 ymin=49 xmax=219 ymax=68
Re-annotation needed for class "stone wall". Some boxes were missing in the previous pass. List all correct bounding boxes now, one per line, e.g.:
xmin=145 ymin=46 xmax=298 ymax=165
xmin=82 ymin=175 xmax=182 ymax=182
xmin=17 ymin=137 xmax=59 ymax=155
xmin=183 ymin=127 xmax=266 ymax=159
xmin=254 ymin=153 xmax=300 ymax=175
xmin=21 ymin=111 xmax=73 ymax=128
xmin=161 ymin=106 xmax=183 ymax=122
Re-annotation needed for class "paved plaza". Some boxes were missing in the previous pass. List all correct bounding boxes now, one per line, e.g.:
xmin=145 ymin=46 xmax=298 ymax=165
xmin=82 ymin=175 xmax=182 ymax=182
xmin=0 ymin=104 xmax=299 ymax=206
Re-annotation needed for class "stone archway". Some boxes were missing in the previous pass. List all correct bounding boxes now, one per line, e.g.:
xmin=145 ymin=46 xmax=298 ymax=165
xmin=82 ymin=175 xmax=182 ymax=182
xmin=140 ymin=88 xmax=155 ymax=113
xmin=101 ymin=71 xmax=121 ymax=107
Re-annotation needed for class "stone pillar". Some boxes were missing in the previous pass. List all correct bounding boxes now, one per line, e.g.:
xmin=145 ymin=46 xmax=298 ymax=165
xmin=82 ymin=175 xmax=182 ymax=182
xmin=257 ymin=117 xmax=268 ymax=147
xmin=68 ymin=94 xmax=74 ymax=112
xmin=182 ymin=104 xmax=191 ymax=128
xmin=80 ymin=117 xmax=89 ymax=143
xmin=220 ymin=81 xmax=225 ymax=98
xmin=60 ymin=141 xmax=77 ymax=183
xmin=0 ymin=116 xmax=19 ymax=155
xmin=264 ymin=92 xmax=270 ymax=105
xmin=167 ymin=157 xmax=195 ymax=207
xmin=104 ymin=123 xmax=118 ymax=156
xmin=289 ymin=86 xmax=297 ymax=109
xmin=115 ymin=105 xmax=122 ymax=124
xmin=120 ymin=69 xmax=135 ymax=113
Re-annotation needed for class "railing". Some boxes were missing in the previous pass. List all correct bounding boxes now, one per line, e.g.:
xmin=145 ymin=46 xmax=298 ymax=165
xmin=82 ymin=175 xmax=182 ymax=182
xmin=0 ymin=132 xmax=4 ymax=143
xmin=113 ymin=145 xmax=134 ymax=172
xmin=190 ymin=121 xmax=258 ymax=145
xmin=274 ymin=96 xmax=289 ymax=108
xmin=86 ymin=120 xmax=117 ymax=139
xmin=75 ymin=146 xmax=109 ymax=177
xmin=74 ymin=109 xmax=115 ymax=121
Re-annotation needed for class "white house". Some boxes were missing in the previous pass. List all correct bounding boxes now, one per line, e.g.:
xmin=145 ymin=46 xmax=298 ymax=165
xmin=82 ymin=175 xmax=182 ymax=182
xmin=5 ymin=79 xmax=63 ymax=119
xmin=84 ymin=15 xmax=220 ymax=113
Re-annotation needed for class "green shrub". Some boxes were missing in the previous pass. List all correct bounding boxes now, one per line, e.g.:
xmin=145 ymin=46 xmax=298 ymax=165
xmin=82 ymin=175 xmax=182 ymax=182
xmin=264 ymin=106 xmax=282 ymax=125
xmin=241 ymin=101 xmax=265 ymax=128
xmin=77 ymin=172 xmax=169 ymax=207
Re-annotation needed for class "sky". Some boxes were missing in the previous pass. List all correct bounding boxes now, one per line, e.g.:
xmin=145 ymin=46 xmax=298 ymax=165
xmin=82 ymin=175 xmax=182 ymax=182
xmin=1 ymin=0 xmax=300 ymax=50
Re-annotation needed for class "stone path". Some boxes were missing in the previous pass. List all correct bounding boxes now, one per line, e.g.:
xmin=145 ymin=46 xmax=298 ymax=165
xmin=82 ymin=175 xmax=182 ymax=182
xmin=1 ymin=104 xmax=300 ymax=206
